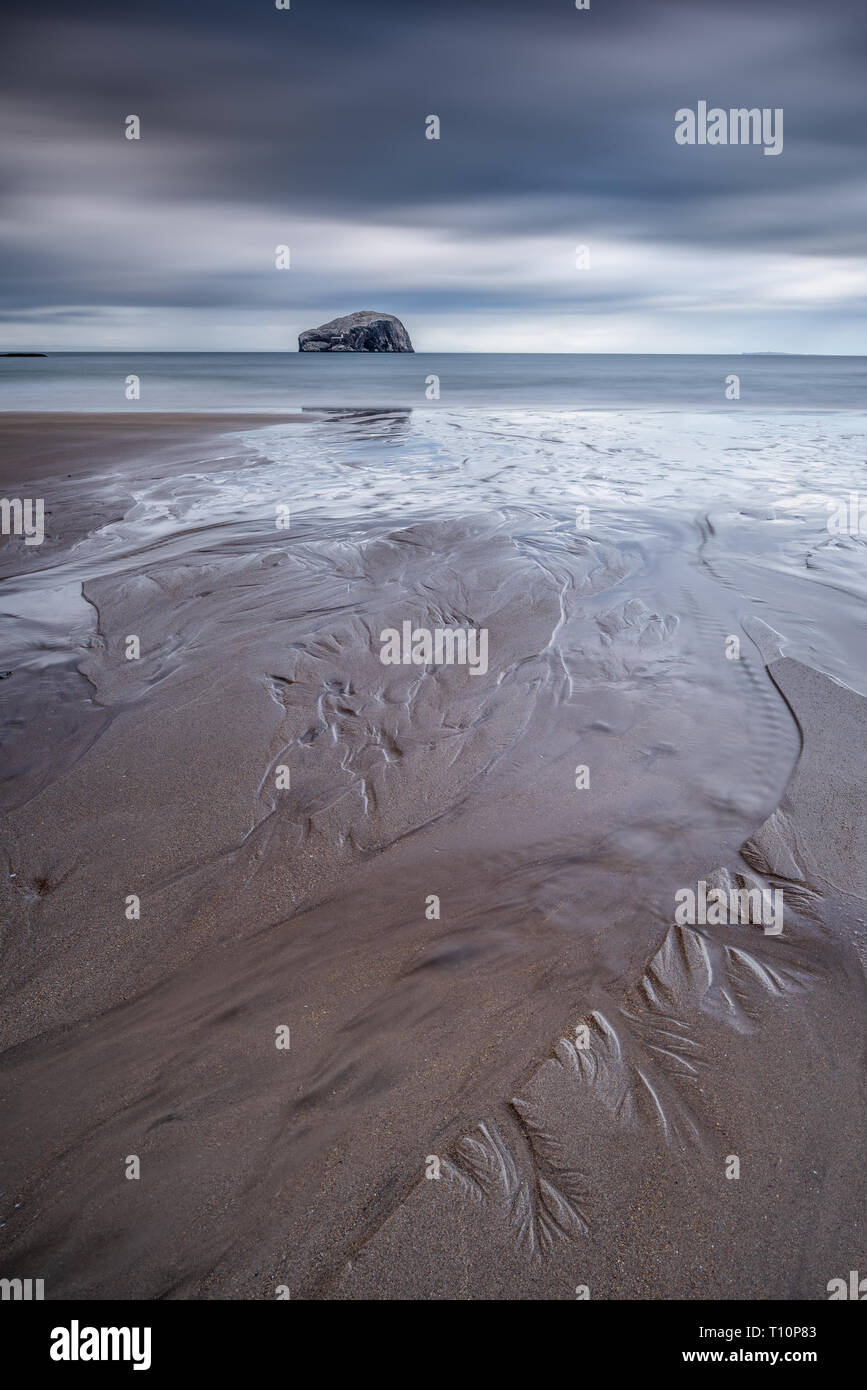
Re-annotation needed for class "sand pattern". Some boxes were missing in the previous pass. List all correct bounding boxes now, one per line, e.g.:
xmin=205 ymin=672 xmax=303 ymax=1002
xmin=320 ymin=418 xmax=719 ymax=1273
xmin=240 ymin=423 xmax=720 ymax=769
xmin=1 ymin=416 xmax=865 ymax=1300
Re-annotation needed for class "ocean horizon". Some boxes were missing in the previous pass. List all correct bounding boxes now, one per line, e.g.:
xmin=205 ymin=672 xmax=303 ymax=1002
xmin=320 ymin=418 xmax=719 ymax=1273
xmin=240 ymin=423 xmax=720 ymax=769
xmin=2 ymin=351 xmax=865 ymax=411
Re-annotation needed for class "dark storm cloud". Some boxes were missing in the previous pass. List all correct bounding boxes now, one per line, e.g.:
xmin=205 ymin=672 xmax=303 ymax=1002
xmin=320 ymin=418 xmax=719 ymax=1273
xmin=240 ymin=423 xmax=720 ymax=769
xmin=1 ymin=0 xmax=865 ymax=346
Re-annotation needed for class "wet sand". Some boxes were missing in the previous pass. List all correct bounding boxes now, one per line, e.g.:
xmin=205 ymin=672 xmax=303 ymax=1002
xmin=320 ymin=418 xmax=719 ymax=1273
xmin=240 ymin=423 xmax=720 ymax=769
xmin=1 ymin=413 xmax=865 ymax=1299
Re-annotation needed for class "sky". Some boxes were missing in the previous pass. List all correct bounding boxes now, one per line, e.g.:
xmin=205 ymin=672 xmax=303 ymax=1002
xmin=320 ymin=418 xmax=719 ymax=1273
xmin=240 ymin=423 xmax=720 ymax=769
xmin=1 ymin=0 xmax=865 ymax=353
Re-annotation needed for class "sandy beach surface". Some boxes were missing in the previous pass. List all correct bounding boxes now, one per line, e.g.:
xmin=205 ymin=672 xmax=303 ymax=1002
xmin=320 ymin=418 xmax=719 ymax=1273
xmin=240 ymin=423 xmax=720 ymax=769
xmin=1 ymin=411 xmax=865 ymax=1299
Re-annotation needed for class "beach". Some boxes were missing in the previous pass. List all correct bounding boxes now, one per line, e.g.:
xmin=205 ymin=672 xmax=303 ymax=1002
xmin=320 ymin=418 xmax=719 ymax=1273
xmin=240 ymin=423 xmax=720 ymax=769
xmin=1 ymin=406 xmax=865 ymax=1299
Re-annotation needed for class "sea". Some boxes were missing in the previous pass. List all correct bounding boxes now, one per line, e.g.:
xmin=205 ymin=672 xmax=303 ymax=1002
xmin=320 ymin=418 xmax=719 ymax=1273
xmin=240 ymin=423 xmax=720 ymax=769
xmin=1 ymin=351 xmax=865 ymax=411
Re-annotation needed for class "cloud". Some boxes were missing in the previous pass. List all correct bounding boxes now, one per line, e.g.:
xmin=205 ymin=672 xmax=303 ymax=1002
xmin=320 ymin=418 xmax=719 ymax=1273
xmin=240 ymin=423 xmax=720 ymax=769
xmin=1 ymin=0 xmax=865 ymax=349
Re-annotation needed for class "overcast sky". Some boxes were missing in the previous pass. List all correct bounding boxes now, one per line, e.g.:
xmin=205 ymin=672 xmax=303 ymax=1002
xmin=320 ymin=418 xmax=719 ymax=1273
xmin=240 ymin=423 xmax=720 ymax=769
xmin=1 ymin=0 xmax=865 ymax=352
